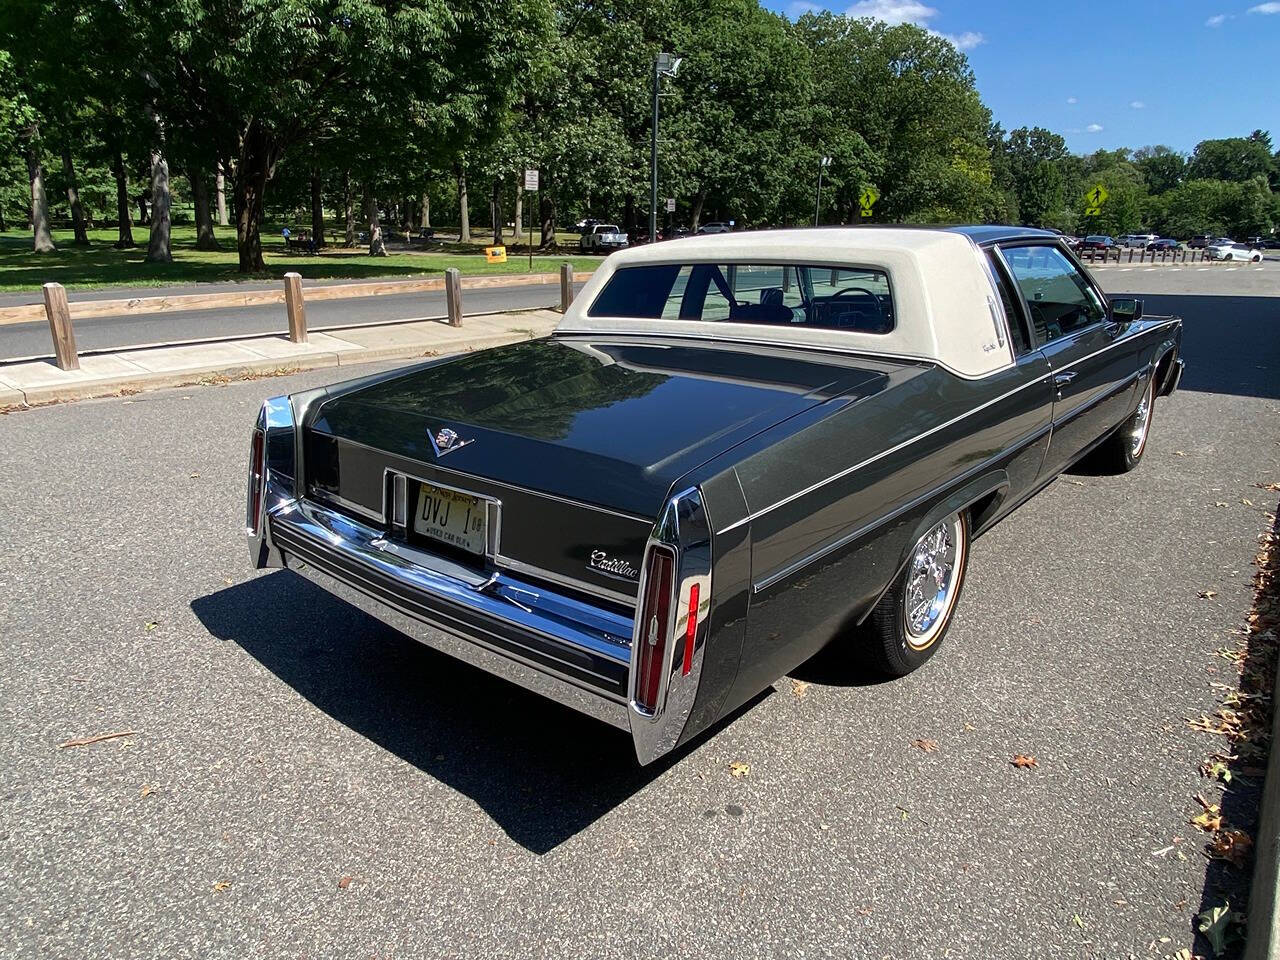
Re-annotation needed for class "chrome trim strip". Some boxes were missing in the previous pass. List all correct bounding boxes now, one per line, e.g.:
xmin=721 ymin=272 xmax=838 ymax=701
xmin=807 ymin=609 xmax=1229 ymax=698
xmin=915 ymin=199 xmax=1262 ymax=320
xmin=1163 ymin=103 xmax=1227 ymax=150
xmin=721 ymin=372 xmax=1051 ymax=533
xmin=315 ymin=489 xmax=383 ymax=524
xmin=495 ymin=554 xmax=637 ymax=608
xmin=321 ymin=432 xmax=653 ymax=525
xmin=752 ymin=421 xmax=1051 ymax=593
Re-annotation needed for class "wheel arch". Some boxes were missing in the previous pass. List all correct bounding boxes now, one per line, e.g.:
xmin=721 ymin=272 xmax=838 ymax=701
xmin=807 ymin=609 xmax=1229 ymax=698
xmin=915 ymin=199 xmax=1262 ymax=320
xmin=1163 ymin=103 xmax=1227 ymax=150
xmin=855 ymin=470 xmax=1009 ymax=625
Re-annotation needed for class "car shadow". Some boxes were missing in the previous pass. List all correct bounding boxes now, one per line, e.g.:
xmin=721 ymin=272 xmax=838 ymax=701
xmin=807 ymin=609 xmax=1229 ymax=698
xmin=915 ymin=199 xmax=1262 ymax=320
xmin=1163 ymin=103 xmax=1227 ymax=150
xmin=191 ymin=570 xmax=764 ymax=854
xmin=1132 ymin=293 xmax=1280 ymax=400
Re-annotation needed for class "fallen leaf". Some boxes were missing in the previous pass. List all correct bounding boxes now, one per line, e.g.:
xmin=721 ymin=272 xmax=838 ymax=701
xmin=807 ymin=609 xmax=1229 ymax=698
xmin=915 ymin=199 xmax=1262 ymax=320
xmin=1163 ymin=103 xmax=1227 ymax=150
xmin=790 ymin=680 xmax=810 ymax=699
xmin=1197 ymin=900 xmax=1243 ymax=955
xmin=912 ymin=738 xmax=938 ymax=753
xmin=140 ymin=783 xmax=155 ymax=798
xmin=1215 ymin=501 xmax=1229 ymax=508
xmin=1241 ymin=498 xmax=1254 ymax=506
xmin=1190 ymin=804 xmax=1222 ymax=833
xmin=1198 ymin=590 xmax=1217 ymax=600
xmin=337 ymin=875 xmax=354 ymax=890
xmin=1171 ymin=948 xmax=1192 ymax=960
xmin=59 ymin=730 xmax=138 ymax=749
xmin=1011 ymin=754 xmax=1038 ymax=769
xmin=1071 ymin=913 xmax=1085 ymax=929
xmin=729 ymin=761 xmax=750 ymax=778
xmin=212 ymin=882 xmax=231 ymax=893
xmin=189 ymin=472 xmax=201 ymax=479
xmin=1174 ymin=450 xmax=1187 ymax=457
xmin=1065 ymin=479 xmax=1085 ymax=486
xmin=145 ymin=620 xmax=160 ymax=631
xmin=1208 ymin=829 xmax=1252 ymax=866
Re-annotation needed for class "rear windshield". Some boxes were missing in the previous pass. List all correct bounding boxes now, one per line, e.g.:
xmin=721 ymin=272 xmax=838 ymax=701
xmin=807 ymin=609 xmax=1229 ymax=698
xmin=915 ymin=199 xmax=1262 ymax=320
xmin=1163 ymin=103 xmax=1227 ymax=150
xmin=587 ymin=262 xmax=896 ymax=333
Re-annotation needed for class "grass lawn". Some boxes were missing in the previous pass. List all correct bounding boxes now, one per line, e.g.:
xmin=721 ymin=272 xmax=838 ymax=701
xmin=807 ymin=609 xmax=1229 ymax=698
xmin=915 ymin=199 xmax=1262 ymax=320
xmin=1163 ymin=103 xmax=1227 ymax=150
xmin=0 ymin=224 xmax=603 ymax=294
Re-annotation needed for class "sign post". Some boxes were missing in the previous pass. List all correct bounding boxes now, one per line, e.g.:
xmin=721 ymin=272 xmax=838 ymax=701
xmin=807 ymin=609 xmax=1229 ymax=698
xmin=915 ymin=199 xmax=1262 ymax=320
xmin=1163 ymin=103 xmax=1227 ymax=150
xmin=524 ymin=168 xmax=539 ymax=271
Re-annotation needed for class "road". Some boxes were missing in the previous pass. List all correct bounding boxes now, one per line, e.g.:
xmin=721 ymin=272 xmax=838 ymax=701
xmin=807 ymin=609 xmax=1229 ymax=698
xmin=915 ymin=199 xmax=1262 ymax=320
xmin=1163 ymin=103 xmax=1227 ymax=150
xmin=0 ymin=280 xmax=573 ymax=360
xmin=0 ymin=275 xmax=1276 ymax=958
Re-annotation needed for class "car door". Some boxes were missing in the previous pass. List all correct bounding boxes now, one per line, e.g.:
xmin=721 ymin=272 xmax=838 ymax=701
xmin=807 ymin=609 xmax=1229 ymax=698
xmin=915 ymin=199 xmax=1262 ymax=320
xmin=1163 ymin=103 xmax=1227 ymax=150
xmin=997 ymin=242 xmax=1145 ymax=477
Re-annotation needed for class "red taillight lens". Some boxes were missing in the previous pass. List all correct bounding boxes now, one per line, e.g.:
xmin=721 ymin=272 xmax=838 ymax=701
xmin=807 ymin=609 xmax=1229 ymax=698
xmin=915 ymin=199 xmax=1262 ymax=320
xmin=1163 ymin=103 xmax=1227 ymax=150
xmin=634 ymin=546 xmax=676 ymax=714
xmin=681 ymin=582 xmax=700 ymax=676
xmin=247 ymin=429 xmax=265 ymax=535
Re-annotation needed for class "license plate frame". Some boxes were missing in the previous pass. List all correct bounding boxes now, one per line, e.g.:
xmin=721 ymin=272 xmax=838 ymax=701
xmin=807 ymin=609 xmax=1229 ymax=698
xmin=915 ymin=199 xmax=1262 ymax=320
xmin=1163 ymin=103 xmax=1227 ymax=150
xmin=403 ymin=476 xmax=499 ymax=558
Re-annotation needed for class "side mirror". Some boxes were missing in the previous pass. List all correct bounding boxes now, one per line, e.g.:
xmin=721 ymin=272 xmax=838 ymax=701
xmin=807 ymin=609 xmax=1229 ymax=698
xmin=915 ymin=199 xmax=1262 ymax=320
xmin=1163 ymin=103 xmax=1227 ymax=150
xmin=1111 ymin=297 xmax=1143 ymax=322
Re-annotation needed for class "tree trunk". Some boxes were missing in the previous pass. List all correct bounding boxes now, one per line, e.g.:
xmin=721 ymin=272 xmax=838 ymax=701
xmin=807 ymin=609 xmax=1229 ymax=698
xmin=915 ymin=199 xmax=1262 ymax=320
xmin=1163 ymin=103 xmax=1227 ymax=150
xmin=192 ymin=169 xmax=219 ymax=250
xmin=61 ymin=144 xmax=89 ymax=245
xmin=137 ymin=194 xmax=148 ymax=225
xmin=623 ymin=194 xmax=635 ymax=235
xmin=539 ymin=172 xmax=556 ymax=250
xmin=456 ymin=166 xmax=470 ymax=243
xmin=310 ymin=167 xmax=325 ymax=248
xmin=215 ymin=162 xmax=229 ymax=226
xmin=405 ymin=194 xmax=417 ymax=232
xmin=27 ymin=141 xmax=56 ymax=253
xmin=690 ymin=186 xmax=706 ymax=232
xmin=421 ymin=192 xmax=430 ymax=229
xmin=112 ymin=151 xmax=135 ymax=248
xmin=491 ymin=177 xmax=502 ymax=245
xmin=513 ymin=180 xmax=523 ymax=241
xmin=343 ymin=170 xmax=355 ymax=246
xmin=364 ymin=182 xmax=385 ymax=256
xmin=145 ymin=147 xmax=172 ymax=262
xmin=231 ymin=127 xmax=279 ymax=273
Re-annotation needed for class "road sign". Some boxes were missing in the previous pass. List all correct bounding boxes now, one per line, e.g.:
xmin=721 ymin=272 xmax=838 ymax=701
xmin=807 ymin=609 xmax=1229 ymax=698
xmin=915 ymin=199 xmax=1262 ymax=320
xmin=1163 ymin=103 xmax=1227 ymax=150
xmin=1086 ymin=183 xmax=1108 ymax=208
xmin=485 ymin=245 xmax=507 ymax=264
xmin=666 ymin=197 xmax=676 ymax=213
xmin=524 ymin=169 xmax=539 ymax=192
xmin=859 ymin=186 xmax=879 ymax=217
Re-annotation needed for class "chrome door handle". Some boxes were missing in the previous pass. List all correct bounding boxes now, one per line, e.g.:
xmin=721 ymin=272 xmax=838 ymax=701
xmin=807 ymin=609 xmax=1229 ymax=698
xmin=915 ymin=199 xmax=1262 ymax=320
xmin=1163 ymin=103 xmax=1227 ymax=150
xmin=1053 ymin=372 xmax=1077 ymax=386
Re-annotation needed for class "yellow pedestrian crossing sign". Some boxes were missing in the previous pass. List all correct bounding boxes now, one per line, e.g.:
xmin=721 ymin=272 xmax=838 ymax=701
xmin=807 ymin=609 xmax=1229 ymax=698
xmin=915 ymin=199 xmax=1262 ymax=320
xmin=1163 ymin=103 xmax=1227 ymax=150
xmin=1084 ymin=183 xmax=1108 ymax=216
xmin=859 ymin=186 xmax=878 ymax=217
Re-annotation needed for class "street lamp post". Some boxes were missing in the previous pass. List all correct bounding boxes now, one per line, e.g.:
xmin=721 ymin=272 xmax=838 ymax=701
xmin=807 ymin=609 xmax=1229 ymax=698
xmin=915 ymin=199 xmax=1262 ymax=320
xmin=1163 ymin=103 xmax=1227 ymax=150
xmin=650 ymin=52 xmax=682 ymax=243
xmin=813 ymin=155 xmax=832 ymax=227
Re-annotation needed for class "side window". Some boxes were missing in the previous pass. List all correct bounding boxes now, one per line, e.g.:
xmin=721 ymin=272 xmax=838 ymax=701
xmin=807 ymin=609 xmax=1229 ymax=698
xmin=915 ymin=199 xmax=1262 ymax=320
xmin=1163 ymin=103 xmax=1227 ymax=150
xmin=986 ymin=252 xmax=1031 ymax=355
xmin=1001 ymin=245 xmax=1105 ymax=343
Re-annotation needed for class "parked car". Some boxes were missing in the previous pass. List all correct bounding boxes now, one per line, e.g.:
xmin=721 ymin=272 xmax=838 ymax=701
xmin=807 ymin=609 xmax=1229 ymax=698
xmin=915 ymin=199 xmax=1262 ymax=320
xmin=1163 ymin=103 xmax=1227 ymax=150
xmin=1121 ymin=234 xmax=1157 ymax=248
xmin=1206 ymin=241 xmax=1264 ymax=262
xmin=1146 ymin=238 xmax=1182 ymax=252
xmin=1187 ymin=235 xmax=1212 ymax=249
xmin=660 ymin=226 xmax=692 ymax=241
xmin=1245 ymin=236 xmax=1270 ymax=249
xmin=697 ymin=221 xmax=732 ymax=234
xmin=246 ymin=226 xmax=1184 ymax=765
xmin=1261 ymin=238 xmax=1280 ymax=250
xmin=1079 ymin=235 xmax=1116 ymax=251
xmin=1062 ymin=235 xmax=1084 ymax=251
xmin=578 ymin=224 xmax=629 ymax=252
xmin=575 ymin=217 xmax=600 ymax=233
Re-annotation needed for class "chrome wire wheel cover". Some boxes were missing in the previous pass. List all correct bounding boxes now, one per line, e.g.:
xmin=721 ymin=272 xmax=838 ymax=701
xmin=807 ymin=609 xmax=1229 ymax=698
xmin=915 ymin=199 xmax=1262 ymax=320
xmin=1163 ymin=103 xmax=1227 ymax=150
xmin=903 ymin=514 xmax=965 ymax=650
xmin=1129 ymin=378 xmax=1154 ymax=457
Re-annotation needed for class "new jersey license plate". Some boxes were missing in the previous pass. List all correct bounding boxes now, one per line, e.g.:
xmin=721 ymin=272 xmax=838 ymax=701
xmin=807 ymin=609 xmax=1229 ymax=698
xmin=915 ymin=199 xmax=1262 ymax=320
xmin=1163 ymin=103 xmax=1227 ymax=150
xmin=414 ymin=483 xmax=487 ymax=555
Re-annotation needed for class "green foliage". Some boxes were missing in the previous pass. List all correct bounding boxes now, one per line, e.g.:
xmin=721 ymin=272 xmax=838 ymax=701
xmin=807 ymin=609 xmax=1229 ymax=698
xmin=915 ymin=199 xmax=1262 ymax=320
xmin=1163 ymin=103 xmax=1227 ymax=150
xmin=1187 ymin=135 xmax=1276 ymax=183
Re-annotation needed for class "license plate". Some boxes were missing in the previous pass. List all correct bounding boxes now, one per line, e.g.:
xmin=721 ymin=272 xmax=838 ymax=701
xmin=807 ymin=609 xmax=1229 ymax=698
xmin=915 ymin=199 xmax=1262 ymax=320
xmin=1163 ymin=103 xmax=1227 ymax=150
xmin=414 ymin=483 xmax=487 ymax=555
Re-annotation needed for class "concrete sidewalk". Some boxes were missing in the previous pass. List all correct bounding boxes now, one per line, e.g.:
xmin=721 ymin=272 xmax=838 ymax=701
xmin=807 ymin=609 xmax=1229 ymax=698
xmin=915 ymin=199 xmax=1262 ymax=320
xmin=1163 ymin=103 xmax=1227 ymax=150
xmin=0 ymin=308 xmax=560 ymax=408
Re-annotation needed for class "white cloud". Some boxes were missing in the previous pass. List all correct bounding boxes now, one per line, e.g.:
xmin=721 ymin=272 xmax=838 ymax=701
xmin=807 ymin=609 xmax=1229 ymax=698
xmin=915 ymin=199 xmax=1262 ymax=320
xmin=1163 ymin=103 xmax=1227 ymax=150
xmin=1205 ymin=13 xmax=1228 ymax=26
xmin=1066 ymin=96 xmax=1078 ymax=104
xmin=844 ymin=0 xmax=986 ymax=49
xmin=1247 ymin=2 xmax=1280 ymax=13
xmin=1086 ymin=123 xmax=1104 ymax=133
xmin=1130 ymin=100 xmax=1145 ymax=109
xmin=846 ymin=0 xmax=937 ymax=24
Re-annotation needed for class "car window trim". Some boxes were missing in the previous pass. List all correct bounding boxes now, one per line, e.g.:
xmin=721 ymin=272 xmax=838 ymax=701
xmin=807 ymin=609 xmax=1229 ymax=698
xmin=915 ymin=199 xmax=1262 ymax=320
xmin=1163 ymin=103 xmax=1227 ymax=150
xmin=985 ymin=248 xmax=1033 ymax=356
xmin=994 ymin=239 xmax=1112 ymax=348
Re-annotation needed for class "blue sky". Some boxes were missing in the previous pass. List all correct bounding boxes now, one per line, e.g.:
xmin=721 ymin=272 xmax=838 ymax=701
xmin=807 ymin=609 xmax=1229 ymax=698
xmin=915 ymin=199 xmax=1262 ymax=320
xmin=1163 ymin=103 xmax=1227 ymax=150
xmin=764 ymin=0 xmax=1280 ymax=154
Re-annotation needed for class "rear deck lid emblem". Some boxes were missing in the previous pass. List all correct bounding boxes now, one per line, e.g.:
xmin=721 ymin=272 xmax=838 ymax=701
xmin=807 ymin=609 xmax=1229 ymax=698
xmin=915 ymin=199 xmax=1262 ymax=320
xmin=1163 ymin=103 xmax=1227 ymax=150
xmin=430 ymin=427 xmax=473 ymax=457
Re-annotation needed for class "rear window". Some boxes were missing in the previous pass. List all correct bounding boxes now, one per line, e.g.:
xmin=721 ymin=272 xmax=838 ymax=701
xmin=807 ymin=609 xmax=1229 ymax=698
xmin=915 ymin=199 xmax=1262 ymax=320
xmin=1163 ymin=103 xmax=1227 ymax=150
xmin=587 ymin=262 xmax=896 ymax=334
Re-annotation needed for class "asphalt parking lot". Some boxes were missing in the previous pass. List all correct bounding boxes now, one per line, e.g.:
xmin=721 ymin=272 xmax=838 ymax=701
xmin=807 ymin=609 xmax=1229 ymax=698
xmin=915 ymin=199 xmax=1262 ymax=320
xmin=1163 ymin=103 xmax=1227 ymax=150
xmin=1 ymin=268 xmax=1277 ymax=958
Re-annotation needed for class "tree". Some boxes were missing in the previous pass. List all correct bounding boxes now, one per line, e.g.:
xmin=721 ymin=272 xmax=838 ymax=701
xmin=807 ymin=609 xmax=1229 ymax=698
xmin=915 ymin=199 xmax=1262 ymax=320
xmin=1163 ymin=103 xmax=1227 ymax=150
xmin=1133 ymin=145 xmax=1185 ymax=195
xmin=1000 ymin=127 xmax=1070 ymax=227
xmin=1187 ymin=136 xmax=1275 ymax=184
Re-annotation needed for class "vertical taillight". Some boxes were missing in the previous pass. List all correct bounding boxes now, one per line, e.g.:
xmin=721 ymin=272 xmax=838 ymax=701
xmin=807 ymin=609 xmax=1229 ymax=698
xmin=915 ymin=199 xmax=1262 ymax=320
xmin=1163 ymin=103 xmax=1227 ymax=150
xmin=247 ymin=429 xmax=266 ymax=535
xmin=681 ymin=582 xmax=700 ymax=676
xmin=634 ymin=545 xmax=676 ymax=714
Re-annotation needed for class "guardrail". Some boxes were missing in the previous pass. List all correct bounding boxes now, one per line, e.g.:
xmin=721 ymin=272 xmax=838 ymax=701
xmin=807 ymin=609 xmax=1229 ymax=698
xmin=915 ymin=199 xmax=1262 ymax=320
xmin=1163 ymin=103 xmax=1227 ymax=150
xmin=25 ymin=266 xmax=589 ymax=372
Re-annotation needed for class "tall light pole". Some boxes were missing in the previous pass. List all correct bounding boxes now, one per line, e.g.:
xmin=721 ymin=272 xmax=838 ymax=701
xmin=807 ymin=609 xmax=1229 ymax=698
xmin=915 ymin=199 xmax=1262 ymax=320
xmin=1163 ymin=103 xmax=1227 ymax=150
xmin=650 ymin=52 xmax=682 ymax=242
xmin=813 ymin=155 xmax=831 ymax=227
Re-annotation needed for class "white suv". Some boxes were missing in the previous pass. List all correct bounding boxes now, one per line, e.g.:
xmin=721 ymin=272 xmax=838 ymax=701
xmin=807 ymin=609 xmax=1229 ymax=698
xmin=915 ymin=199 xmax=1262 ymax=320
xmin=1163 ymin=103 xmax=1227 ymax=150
xmin=1121 ymin=233 xmax=1157 ymax=248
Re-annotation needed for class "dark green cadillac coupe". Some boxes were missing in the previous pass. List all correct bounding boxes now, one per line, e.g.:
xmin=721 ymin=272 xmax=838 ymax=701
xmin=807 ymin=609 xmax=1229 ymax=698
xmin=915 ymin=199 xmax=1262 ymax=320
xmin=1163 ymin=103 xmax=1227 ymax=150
xmin=247 ymin=226 xmax=1184 ymax=764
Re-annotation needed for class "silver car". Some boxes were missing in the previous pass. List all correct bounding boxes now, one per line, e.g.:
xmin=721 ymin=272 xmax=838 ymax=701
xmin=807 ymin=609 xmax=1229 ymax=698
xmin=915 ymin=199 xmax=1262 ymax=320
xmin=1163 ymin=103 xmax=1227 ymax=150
xmin=1207 ymin=241 xmax=1263 ymax=262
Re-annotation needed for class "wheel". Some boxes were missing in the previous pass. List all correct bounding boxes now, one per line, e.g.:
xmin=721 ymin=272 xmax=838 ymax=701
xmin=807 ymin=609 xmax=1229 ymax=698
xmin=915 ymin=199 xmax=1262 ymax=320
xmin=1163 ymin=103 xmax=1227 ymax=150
xmin=862 ymin=511 xmax=969 ymax=677
xmin=1086 ymin=374 xmax=1155 ymax=474
xmin=1252 ymin=253 xmax=1263 ymax=263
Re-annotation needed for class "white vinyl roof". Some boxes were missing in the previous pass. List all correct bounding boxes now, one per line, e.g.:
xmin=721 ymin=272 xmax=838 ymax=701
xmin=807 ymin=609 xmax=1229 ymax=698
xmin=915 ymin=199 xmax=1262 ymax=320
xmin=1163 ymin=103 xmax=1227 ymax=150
xmin=556 ymin=227 xmax=1016 ymax=378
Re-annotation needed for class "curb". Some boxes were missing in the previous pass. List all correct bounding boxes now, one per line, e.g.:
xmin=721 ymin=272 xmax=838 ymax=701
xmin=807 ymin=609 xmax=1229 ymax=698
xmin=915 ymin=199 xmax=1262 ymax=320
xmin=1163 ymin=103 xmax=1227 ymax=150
xmin=1 ymin=328 xmax=540 ymax=409
xmin=1244 ymin=653 xmax=1280 ymax=960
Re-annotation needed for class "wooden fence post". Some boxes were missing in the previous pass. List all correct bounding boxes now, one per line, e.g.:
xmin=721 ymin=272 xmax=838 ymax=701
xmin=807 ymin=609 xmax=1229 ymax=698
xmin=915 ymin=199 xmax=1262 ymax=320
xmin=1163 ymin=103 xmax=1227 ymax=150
xmin=42 ymin=282 xmax=79 ymax=371
xmin=446 ymin=267 xmax=462 ymax=326
xmin=1128 ymin=248 xmax=1134 ymax=263
xmin=283 ymin=272 xmax=307 ymax=343
xmin=560 ymin=262 xmax=574 ymax=312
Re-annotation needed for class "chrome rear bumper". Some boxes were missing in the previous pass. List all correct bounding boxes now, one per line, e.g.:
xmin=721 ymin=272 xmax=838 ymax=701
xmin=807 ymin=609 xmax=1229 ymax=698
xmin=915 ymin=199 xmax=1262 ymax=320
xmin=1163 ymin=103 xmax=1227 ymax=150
xmin=259 ymin=499 xmax=634 ymax=732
